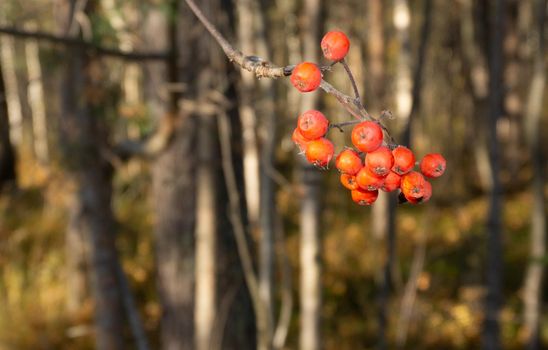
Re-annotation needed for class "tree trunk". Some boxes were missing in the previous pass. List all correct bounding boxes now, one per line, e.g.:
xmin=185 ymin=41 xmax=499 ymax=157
xmin=24 ymin=22 xmax=49 ymax=164
xmin=144 ymin=2 xmax=197 ymax=349
xmin=0 ymin=36 xmax=23 ymax=146
xmin=522 ymin=0 xmax=546 ymax=348
xmin=482 ymin=0 xmax=505 ymax=349
xmin=60 ymin=45 xmax=126 ymax=350
xmin=299 ymin=0 xmax=322 ymax=349
xmin=0 ymin=58 xmax=16 ymax=191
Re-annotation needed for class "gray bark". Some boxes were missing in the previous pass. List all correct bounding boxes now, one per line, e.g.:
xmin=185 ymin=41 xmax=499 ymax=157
xmin=299 ymin=0 xmax=322 ymax=349
xmin=522 ymin=0 xmax=546 ymax=348
xmin=482 ymin=0 xmax=506 ymax=349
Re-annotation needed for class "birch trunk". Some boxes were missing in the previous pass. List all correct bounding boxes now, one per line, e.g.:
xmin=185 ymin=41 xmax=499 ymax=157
xmin=24 ymin=23 xmax=49 ymax=164
xmin=0 ymin=36 xmax=23 ymax=146
xmin=300 ymin=0 xmax=322 ymax=349
xmin=522 ymin=1 xmax=546 ymax=348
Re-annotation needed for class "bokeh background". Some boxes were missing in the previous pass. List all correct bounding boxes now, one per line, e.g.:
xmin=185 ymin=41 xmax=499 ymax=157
xmin=0 ymin=0 xmax=546 ymax=349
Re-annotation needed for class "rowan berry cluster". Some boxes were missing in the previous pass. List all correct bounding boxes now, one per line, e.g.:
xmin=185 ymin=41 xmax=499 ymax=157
xmin=290 ymin=31 xmax=446 ymax=206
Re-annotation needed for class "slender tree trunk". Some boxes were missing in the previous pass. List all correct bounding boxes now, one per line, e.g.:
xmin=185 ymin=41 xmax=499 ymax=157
xmin=482 ymin=0 xmax=505 ymax=349
xmin=0 ymin=59 xmax=16 ymax=191
xmin=144 ymin=2 xmax=197 ymax=349
xmin=24 ymin=22 xmax=49 ymax=164
xmin=0 ymin=36 xmax=23 ymax=147
xmin=300 ymin=1 xmax=322 ymax=349
xmin=234 ymin=2 xmax=274 ymax=346
xmin=60 ymin=45 xmax=126 ymax=350
xmin=522 ymin=1 xmax=546 ymax=348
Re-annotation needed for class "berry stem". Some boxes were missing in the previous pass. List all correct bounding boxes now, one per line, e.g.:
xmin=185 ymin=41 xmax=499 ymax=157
xmin=341 ymin=59 xmax=362 ymax=104
xmin=329 ymin=120 xmax=361 ymax=132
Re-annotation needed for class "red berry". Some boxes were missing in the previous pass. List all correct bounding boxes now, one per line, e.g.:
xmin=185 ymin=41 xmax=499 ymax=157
xmin=392 ymin=146 xmax=415 ymax=175
xmin=292 ymin=128 xmax=310 ymax=152
xmin=365 ymin=146 xmax=394 ymax=177
xmin=290 ymin=62 xmax=322 ymax=92
xmin=351 ymin=188 xmax=379 ymax=206
xmin=351 ymin=121 xmax=383 ymax=153
xmin=381 ymin=171 xmax=401 ymax=192
xmin=321 ymin=31 xmax=350 ymax=61
xmin=420 ymin=153 xmax=446 ymax=178
xmin=340 ymin=173 xmax=359 ymax=191
xmin=297 ymin=110 xmax=329 ymax=139
xmin=401 ymin=171 xmax=426 ymax=199
xmin=356 ymin=166 xmax=385 ymax=191
xmin=305 ymin=138 xmax=334 ymax=167
xmin=335 ymin=149 xmax=363 ymax=175
xmin=404 ymin=180 xmax=432 ymax=204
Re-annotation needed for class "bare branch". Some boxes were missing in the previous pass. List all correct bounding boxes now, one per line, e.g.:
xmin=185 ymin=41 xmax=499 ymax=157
xmin=0 ymin=26 xmax=169 ymax=61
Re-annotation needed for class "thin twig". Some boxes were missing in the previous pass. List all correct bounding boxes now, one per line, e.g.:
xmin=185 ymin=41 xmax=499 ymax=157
xmin=328 ymin=119 xmax=362 ymax=132
xmin=341 ymin=59 xmax=361 ymax=102
xmin=0 ymin=26 xmax=168 ymax=61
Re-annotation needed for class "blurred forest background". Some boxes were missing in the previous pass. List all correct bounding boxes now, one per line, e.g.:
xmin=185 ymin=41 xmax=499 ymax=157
xmin=0 ymin=0 xmax=546 ymax=349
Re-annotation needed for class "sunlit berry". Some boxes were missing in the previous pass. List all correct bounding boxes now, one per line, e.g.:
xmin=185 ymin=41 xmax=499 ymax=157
xmin=381 ymin=171 xmax=401 ymax=192
xmin=297 ymin=110 xmax=329 ymax=139
xmin=290 ymin=62 xmax=322 ymax=92
xmin=404 ymin=180 xmax=432 ymax=204
xmin=305 ymin=138 xmax=334 ymax=167
xmin=351 ymin=121 xmax=383 ymax=153
xmin=365 ymin=146 xmax=394 ymax=177
xmin=340 ymin=173 xmax=359 ymax=191
xmin=351 ymin=188 xmax=379 ymax=206
xmin=321 ymin=31 xmax=350 ymax=61
xmin=420 ymin=153 xmax=446 ymax=178
xmin=335 ymin=149 xmax=363 ymax=175
xmin=392 ymin=146 xmax=415 ymax=175
xmin=356 ymin=166 xmax=385 ymax=191
xmin=292 ymin=128 xmax=310 ymax=152
xmin=401 ymin=171 xmax=426 ymax=199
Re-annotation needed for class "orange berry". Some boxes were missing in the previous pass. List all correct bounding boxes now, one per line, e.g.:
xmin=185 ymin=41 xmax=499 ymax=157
xmin=420 ymin=153 xmax=446 ymax=178
xmin=351 ymin=121 xmax=383 ymax=153
xmin=292 ymin=127 xmax=310 ymax=152
xmin=351 ymin=188 xmax=379 ymax=206
xmin=297 ymin=110 xmax=329 ymax=139
xmin=392 ymin=146 xmax=415 ymax=175
xmin=404 ymin=180 xmax=432 ymax=204
xmin=290 ymin=62 xmax=322 ymax=92
xmin=305 ymin=138 xmax=334 ymax=167
xmin=335 ymin=149 xmax=363 ymax=175
xmin=356 ymin=166 xmax=385 ymax=191
xmin=340 ymin=173 xmax=359 ymax=191
xmin=365 ymin=146 xmax=394 ymax=177
xmin=321 ymin=31 xmax=350 ymax=61
xmin=401 ymin=171 xmax=426 ymax=199
xmin=381 ymin=171 xmax=401 ymax=192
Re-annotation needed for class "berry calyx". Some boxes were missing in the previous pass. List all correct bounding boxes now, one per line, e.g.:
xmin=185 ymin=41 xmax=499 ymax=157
xmin=292 ymin=127 xmax=310 ymax=152
xmin=351 ymin=121 xmax=383 ymax=153
xmin=351 ymin=188 xmax=379 ymax=206
xmin=290 ymin=62 xmax=322 ymax=92
xmin=321 ymin=31 xmax=350 ymax=61
xmin=297 ymin=110 xmax=329 ymax=139
xmin=356 ymin=166 xmax=385 ymax=191
xmin=381 ymin=171 xmax=401 ymax=192
xmin=401 ymin=171 xmax=426 ymax=199
xmin=392 ymin=146 xmax=415 ymax=175
xmin=340 ymin=173 xmax=359 ymax=190
xmin=305 ymin=138 xmax=334 ymax=167
xmin=420 ymin=153 xmax=447 ymax=178
xmin=365 ymin=146 xmax=394 ymax=177
xmin=335 ymin=149 xmax=363 ymax=175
